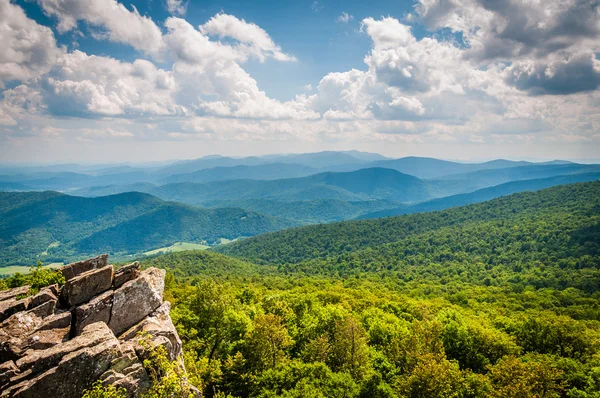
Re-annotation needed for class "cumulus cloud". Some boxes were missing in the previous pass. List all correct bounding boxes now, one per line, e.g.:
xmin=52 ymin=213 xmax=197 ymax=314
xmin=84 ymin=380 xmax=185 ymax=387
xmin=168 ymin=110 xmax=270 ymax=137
xmin=1 ymin=0 xmax=599 ymax=158
xmin=36 ymin=0 xmax=165 ymax=57
xmin=200 ymin=13 xmax=296 ymax=62
xmin=415 ymin=0 xmax=600 ymax=61
xmin=505 ymin=51 xmax=600 ymax=95
xmin=414 ymin=0 xmax=600 ymax=95
xmin=0 ymin=0 xmax=62 ymax=87
xmin=39 ymin=51 xmax=182 ymax=117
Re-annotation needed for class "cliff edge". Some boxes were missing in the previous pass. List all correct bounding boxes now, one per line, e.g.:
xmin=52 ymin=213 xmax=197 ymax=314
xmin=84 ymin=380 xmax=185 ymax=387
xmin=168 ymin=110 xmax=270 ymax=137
xmin=0 ymin=255 xmax=194 ymax=397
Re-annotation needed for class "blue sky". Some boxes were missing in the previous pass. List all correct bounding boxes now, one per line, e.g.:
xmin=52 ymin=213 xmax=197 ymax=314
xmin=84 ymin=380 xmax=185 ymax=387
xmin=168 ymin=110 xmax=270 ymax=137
xmin=1 ymin=0 xmax=599 ymax=163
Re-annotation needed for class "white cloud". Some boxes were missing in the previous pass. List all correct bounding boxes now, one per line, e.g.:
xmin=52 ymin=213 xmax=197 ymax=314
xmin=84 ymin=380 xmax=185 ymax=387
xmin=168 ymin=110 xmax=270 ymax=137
xmin=337 ymin=12 xmax=354 ymax=23
xmin=199 ymin=13 xmax=296 ymax=62
xmin=165 ymin=0 xmax=186 ymax=16
xmin=1 ymin=1 xmax=599 ymax=161
xmin=0 ymin=0 xmax=62 ymax=87
xmin=36 ymin=0 xmax=165 ymax=57
xmin=42 ymin=51 xmax=182 ymax=117
xmin=414 ymin=0 xmax=600 ymax=95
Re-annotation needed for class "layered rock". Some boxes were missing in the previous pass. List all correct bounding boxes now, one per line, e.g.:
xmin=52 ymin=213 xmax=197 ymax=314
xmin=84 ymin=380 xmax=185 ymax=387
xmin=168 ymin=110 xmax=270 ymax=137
xmin=0 ymin=256 xmax=191 ymax=398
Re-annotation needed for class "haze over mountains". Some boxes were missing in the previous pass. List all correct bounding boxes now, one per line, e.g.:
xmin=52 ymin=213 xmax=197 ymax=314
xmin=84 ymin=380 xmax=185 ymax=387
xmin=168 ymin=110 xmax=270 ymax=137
xmin=1 ymin=151 xmax=599 ymax=266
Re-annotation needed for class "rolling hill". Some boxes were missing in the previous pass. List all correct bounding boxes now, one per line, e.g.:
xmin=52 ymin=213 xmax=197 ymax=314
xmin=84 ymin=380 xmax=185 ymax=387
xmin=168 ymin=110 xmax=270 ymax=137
xmin=357 ymin=172 xmax=600 ymax=219
xmin=0 ymin=191 xmax=296 ymax=266
xmin=215 ymin=180 xmax=600 ymax=267
xmin=116 ymin=168 xmax=440 ymax=205
xmin=201 ymin=198 xmax=399 ymax=224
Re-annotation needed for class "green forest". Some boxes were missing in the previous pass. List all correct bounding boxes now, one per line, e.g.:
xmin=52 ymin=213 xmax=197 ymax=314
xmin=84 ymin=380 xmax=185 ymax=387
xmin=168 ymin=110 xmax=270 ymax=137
xmin=2 ymin=181 xmax=599 ymax=397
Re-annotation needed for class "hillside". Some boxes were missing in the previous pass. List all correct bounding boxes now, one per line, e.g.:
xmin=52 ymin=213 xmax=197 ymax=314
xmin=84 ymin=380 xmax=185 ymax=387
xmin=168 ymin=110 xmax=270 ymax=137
xmin=202 ymin=198 xmax=399 ymax=224
xmin=0 ymin=191 xmax=296 ymax=266
xmin=137 ymin=181 xmax=600 ymax=398
xmin=215 ymin=180 xmax=600 ymax=267
xmin=358 ymin=172 xmax=600 ymax=219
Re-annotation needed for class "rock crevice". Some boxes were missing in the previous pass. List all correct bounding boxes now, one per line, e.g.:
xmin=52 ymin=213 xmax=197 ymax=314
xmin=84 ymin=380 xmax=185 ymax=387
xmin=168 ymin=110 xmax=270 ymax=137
xmin=0 ymin=256 xmax=187 ymax=398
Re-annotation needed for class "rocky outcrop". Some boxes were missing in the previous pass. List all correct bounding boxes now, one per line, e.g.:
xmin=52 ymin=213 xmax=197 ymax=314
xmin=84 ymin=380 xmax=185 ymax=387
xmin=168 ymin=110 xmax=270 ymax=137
xmin=0 ymin=256 xmax=191 ymax=398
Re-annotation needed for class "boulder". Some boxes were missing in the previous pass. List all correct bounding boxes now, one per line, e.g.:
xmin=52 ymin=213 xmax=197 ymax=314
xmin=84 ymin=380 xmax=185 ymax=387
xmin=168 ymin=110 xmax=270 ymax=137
xmin=0 ymin=308 xmax=68 ymax=363
xmin=27 ymin=289 xmax=56 ymax=310
xmin=60 ymin=264 xmax=113 ymax=307
xmin=74 ymin=290 xmax=113 ymax=336
xmin=100 ymin=343 xmax=150 ymax=396
xmin=120 ymin=302 xmax=182 ymax=361
xmin=113 ymin=262 xmax=141 ymax=289
xmin=26 ymin=300 xmax=56 ymax=319
xmin=0 ymin=255 xmax=190 ymax=397
xmin=60 ymin=254 xmax=108 ymax=281
xmin=16 ymin=322 xmax=115 ymax=376
xmin=0 ymin=287 xmax=30 ymax=303
xmin=0 ymin=299 xmax=30 ymax=323
xmin=5 ymin=337 xmax=121 ymax=398
xmin=0 ymin=312 xmax=43 ymax=363
xmin=108 ymin=268 xmax=165 ymax=336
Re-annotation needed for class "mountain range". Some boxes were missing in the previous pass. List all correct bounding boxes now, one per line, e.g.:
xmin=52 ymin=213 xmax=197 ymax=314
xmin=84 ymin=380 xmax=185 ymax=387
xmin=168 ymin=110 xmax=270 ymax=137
xmin=1 ymin=151 xmax=599 ymax=266
xmin=0 ymin=191 xmax=295 ymax=266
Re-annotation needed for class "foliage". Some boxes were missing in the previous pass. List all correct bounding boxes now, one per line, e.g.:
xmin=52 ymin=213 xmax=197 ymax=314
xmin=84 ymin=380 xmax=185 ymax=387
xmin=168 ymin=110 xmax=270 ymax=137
xmin=141 ymin=182 xmax=600 ymax=397
xmin=81 ymin=381 xmax=128 ymax=398
xmin=139 ymin=333 xmax=197 ymax=398
xmin=0 ymin=261 xmax=65 ymax=294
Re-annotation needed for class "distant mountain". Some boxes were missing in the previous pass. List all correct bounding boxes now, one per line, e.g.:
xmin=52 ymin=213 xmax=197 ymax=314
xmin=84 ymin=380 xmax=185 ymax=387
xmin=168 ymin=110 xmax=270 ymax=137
xmin=154 ymin=155 xmax=267 ymax=177
xmin=439 ymin=164 xmax=600 ymax=189
xmin=367 ymin=157 xmax=576 ymax=179
xmin=0 ymin=154 xmax=586 ymax=192
xmin=163 ymin=163 xmax=319 ymax=184
xmin=357 ymin=172 xmax=600 ymax=219
xmin=91 ymin=168 xmax=439 ymax=205
xmin=0 ymin=191 xmax=296 ymax=266
xmin=270 ymin=151 xmax=368 ymax=168
xmin=339 ymin=150 xmax=391 ymax=162
xmin=201 ymin=198 xmax=399 ymax=224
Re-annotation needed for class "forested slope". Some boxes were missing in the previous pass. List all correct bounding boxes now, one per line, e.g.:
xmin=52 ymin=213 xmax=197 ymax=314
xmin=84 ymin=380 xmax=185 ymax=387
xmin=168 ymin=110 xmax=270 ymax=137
xmin=216 ymin=181 xmax=600 ymax=269
xmin=0 ymin=191 xmax=296 ymax=266
xmin=132 ymin=178 xmax=600 ymax=397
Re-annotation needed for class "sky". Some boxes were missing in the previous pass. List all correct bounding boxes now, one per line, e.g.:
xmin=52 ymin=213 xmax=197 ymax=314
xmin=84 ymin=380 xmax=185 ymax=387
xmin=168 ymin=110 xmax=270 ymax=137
xmin=0 ymin=0 xmax=599 ymax=164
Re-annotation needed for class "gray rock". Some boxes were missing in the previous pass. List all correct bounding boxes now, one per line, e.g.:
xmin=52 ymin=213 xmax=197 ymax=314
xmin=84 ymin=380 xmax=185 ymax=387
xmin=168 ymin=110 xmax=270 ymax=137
xmin=74 ymin=290 xmax=113 ymax=336
xmin=0 ymin=309 xmax=68 ymax=363
xmin=113 ymin=261 xmax=141 ymax=289
xmin=0 ymin=256 xmax=190 ymax=397
xmin=26 ymin=300 xmax=56 ymax=319
xmin=0 ymin=287 xmax=30 ymax=303
xmin=120 ymin=302 xmax=182 ymax=361
xmin=0 ymin=298 xmax=30 ymax=323
xmin=108 ymin=268 xmax=165 ymax=336
xmin=60 ymin=264 xmax=113 ymax=307
xmin=16 ymin=322 xmax=114 ymax=376
xmin=100 ymin=343 xmax=150 ymax=397
xmin=60 ymin=254 xmax=108 ymax=281
xmin=27 ymin=289 xmax=56 ymax=311
xmin=6 ymin=338 xmax=120 ymax=398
